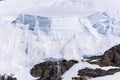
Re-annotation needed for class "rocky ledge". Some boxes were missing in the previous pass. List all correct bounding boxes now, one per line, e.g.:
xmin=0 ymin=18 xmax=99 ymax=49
xmin=78 ymin=68 xmax=120 ymax=78
xmin=30 ymin=59 xmax=78 ymax=80
xmin=86 ymin=44 xmax=120 ymax=67
xmin=73 ymin=44 xmax=120 ymax=80
xmin=72 ymin=68 xmax=120 ymax=80
xmin=72 ymin=76 xmax=88 ymax=80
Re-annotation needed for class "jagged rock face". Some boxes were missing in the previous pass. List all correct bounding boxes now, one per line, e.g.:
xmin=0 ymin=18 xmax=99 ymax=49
xmin=101 ymin=44 xmax=120 ymax=66
xmin=0 ymin=75 xmax=17 ymax=80
xmin=30 ymin=60 xmax=78 ymax=80
xmin=72 ymin=44 xmax=120 ymax=80
xmin=78 ymin=68 xmax=120 ymax=78
xmin=85 ymin=44 xmax=120 ymax=67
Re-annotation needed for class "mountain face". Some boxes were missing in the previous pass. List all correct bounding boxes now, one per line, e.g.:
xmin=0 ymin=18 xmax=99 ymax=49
xmin=0 ymin=11 xmax=120 ymax=80
xmin=12 ymin=12 xmax=120 ymax=57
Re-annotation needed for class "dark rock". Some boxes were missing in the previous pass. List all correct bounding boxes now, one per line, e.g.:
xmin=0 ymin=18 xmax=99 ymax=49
xmin=30 ymin=59 xmax=78 ymax=80
xmin=0 ymin=75 xmax=17 ymax=80
xmin=85 ymin=44 xmax=120 ymax=67
xmin=78 ymin=68 xmax=106 ymax=77
xmin=101 ymin=44 xmax=120 ymax=66
xmin=78 ymin=68 xmax=120 ymax=78
xmin=72 ymin=76 xmax=88 ymax=80
xmin=74 ymin=44 xmax=120 ymax=79
xmin=72 ymin=77 xmax=80 ymax=80
xmin=6 ymin=76 xmax=17 ymax=80
xmin=106 ymin=68 xmax=120 ymax=75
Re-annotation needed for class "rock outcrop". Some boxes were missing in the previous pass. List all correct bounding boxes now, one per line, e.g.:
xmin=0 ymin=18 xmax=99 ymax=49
xmin=74 ymin=44 xmax=120 ymax=80
xmin=78 ymin=68 xmax=120 ymax=78
xmin=85 ymin=44 xmax=120 ymax=67
xmin=72 ymin=76 xmax=88 ymax=80
xmin=0 ymin=75 xmax=17 ymax=80
xmin=72 ymin=67 xmax=120 ymax=80
xmin=31 ymin=44 xmax=120 ymax=80
xmin=101 ymin=44 xmax=120 ymax=66
xmin=30 ymin=59 xmax=78 ymax=80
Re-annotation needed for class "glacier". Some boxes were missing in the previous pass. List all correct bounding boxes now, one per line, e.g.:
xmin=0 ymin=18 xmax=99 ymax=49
xmin=0 ymin=12 xmax=120 ymax=80
xmin=12 ymin=14 xmax=51 ymax=32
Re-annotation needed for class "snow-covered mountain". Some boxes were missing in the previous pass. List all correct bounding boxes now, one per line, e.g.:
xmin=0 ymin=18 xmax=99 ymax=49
xmin=1 ymin=0 xmax=120 ymax=80
xmin=0 ymin=12 xmax=120 ymax=80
